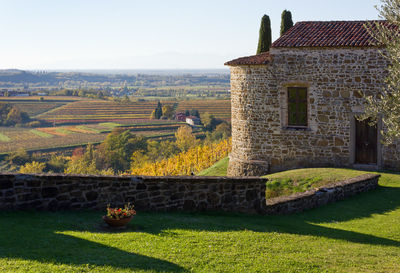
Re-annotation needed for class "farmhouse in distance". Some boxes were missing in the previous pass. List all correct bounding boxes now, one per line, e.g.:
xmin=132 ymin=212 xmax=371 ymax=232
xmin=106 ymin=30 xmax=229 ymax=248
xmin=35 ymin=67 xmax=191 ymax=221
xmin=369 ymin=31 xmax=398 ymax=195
xmin=225 ymin=20 xmax=400 ymax=176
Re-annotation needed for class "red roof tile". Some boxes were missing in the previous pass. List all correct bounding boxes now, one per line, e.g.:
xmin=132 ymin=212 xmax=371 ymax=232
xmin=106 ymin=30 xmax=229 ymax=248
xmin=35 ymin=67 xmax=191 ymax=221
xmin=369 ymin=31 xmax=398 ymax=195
xmin=225 ymin=20 xmax=396 ymax=66
xmin=271 ymin=20 xmax=388 ymax=48
xmin=224 ymin=52 xmax=271 ymax=66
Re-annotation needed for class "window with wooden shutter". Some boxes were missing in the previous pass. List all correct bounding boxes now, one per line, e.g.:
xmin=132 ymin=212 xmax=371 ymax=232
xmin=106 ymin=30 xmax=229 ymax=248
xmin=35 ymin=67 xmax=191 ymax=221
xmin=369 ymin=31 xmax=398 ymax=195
xmin=287 ymin=87 xmax=307 ymax=127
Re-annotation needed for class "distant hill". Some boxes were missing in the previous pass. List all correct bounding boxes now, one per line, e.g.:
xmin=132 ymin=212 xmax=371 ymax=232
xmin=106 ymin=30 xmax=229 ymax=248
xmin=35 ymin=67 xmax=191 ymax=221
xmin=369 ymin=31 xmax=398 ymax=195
xmin=0 ymin=69 xmax=230 ymax=91
xmin=46 ymin=69 xmax=230 ymax=75
xmin=0 ymin=70 xmax=43 ymax=83
xmin=0 ymin=69 xmax=26 ymax=75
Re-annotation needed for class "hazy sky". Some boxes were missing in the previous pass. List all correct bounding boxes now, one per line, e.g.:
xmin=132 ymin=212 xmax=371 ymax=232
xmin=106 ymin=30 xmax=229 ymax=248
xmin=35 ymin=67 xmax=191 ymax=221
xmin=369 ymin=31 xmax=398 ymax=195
xmin=0 ymin=0 xmax=381 ymax=70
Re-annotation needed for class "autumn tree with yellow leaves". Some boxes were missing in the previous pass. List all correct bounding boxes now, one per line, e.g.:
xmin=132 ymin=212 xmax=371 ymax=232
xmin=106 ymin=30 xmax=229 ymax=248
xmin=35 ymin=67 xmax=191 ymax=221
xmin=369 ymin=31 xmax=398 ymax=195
xmin=130 ymin=138 xmax=231 ymax=176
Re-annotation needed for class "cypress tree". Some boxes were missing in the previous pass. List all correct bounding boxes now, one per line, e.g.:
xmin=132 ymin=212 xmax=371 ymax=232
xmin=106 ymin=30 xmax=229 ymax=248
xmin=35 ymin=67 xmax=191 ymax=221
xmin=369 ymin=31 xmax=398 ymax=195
xmin=154 ymin=101 xmax=163 ymax=119
xmin=256 ymin=15 xmax=272 ymax=54
xmin=280 ymin=10 xmax=293 ymax=36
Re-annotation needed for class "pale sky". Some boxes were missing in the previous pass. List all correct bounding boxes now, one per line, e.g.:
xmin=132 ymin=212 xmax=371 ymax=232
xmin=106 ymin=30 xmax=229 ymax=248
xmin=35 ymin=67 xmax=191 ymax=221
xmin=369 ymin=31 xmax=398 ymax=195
xmin=0 ymin=0 xmax=381 ymax=70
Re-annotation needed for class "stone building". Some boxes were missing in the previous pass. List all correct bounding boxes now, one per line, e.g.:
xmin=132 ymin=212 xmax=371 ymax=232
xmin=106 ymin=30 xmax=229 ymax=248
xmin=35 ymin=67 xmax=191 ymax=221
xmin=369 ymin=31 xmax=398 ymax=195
xmin=225 ymin=20 xmax=400 ymax=176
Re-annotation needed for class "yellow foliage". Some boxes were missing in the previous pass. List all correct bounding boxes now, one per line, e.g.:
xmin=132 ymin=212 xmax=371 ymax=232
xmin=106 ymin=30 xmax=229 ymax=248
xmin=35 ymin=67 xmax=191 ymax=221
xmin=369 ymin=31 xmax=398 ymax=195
xmin=175 ymin=125 xmax=197 ymax=152
xmin=20 ymin=161 xmax=46 ymax=174
xmin=131 ymin=138 xmax=231 ymax=176
xmin=64 ymin=157 xmax=114 ymax=175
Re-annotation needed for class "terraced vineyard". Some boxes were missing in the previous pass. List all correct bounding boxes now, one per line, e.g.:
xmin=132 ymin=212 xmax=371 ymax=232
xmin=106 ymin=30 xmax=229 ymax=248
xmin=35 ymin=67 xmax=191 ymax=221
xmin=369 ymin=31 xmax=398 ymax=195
xmin=0 ymin=96 xmax=84 ymax=117
xmin=175 ymin=99 xmax=231 ymax=120
xmin=0 ymin=97 xmax=230 ymax=154
xmin=1 ymin=97 xmax=231 ymax=124
xmin=37 ymin=100 xmax=176 ymax=125
xmin=0 ymin=127 xmax=107 ymax=154
xmin=0 ymin=121 xmax=187 ymax=154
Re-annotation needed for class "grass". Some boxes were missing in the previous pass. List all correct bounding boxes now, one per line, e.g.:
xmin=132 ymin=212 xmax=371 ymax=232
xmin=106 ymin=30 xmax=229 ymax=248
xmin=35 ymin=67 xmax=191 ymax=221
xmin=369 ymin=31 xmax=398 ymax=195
xmin=197 ymin=156 xmax=229 ymax=176
xmin=76 ymin=125 xmax=103 ymax=134
xmin=0 ymin=170 xmax=399 ymax=272
xmin=263 ymin=168 xmax=369 ymax=198
xmin=55 ymin=128 xmax=75 ymax=135
xmin=29 ymin=129 xmax=54 ymax=138
xmin=99 ymin=122 xmax=122 ymax=128
xmin=196 ymin=158 xmax=370 ymax=198
xmin=0 ymin=133 xmax=11 ymax=142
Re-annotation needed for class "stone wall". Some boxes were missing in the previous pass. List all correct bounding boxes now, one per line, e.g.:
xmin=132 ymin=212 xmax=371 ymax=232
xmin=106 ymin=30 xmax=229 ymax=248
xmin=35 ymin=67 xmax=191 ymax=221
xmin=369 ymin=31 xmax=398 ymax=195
xmin=0 ymin=174 xmax=267 ymax=214
xmin=0 ymin=173 xmax=379 ymax=215
xmin=228 ymin=47 xmax=399 ymax=176
xmin=263 ymin=173 xmax=380 ymax=214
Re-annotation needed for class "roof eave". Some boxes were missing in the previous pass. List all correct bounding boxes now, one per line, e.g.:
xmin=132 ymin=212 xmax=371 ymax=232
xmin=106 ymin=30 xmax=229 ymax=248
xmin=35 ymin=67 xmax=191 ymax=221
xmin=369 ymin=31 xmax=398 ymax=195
xmin=224 ymin=62 xmax=270 ymax=66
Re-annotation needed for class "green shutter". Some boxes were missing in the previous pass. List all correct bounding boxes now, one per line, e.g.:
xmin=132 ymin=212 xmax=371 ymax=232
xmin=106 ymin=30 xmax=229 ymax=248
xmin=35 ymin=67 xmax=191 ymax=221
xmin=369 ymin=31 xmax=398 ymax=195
xmin=287 ymin=87 xmax=307 ymax=127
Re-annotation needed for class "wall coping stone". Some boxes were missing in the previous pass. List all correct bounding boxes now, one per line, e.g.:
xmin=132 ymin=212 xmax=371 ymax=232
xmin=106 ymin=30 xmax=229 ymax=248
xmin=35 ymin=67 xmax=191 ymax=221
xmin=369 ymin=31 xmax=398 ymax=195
xmin=0 ymin=173 xmax=265 ymax=183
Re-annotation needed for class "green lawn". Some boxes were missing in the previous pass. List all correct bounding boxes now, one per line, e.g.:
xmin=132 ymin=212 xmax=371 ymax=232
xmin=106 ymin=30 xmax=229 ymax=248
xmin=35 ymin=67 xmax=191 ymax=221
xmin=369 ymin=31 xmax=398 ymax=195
xmin=263 ymin=168 xmax=370 ymax=198
xmin=0 ymin=171 xmax=399 ymax=272
xmin=197 ymin=158 xmax=372 ymax=198
xmin=197 ymin=156 xmax=229 ymax=176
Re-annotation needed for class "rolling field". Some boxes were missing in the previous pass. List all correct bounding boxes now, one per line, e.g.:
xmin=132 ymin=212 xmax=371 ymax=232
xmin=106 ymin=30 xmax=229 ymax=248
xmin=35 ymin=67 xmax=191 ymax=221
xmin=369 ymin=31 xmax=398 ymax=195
xmin=0 ymin=127 xmax=108 ymax=154
xmin=37 ymin=100 xmax=176 ymax=125
xmin=0 ymin=122 xmax=188 ymax=154
xmin=175 ymin=99 xmax=231 ymax=120
xmin=0 ymin=96 xmax=86 ymax=117
xmin=1 ymin=97 xmax=231 ymax=124
xmin=0 ymin=97 xmax=230 ymax=153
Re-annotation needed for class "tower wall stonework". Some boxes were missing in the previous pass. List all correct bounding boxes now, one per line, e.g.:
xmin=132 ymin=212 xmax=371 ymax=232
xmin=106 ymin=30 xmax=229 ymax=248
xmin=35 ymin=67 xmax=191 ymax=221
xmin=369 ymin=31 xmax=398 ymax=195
xmin=228 ymin=47 xmax=400 ymax=176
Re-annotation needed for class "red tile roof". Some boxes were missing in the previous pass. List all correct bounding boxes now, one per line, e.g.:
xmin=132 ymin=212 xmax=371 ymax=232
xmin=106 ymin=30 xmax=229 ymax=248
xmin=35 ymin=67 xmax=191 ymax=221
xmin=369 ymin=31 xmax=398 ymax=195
xmin=225 ymin=20 xmax=392 ymax=66
xmin=224 ymin=52 xmax=271 ymax=66
xmin=271 ymin=20 xmax=387 ymax=48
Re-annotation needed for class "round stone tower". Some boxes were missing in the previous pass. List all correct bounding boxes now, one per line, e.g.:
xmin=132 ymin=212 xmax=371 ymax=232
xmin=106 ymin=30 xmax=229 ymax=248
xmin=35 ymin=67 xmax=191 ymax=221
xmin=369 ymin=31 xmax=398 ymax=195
xmin=225 ymin=53 xmax=274 ymax=176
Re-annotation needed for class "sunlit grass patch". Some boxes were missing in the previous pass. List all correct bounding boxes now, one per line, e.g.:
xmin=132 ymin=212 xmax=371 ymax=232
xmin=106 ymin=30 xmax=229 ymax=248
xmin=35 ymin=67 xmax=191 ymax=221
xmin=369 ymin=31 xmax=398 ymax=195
xmin=29 ymin=129 xmax=54 ymax=138
xmin=55 ymin=128 xmax=75 ymax=135
xmin=263 ymin=168 xmax=369 ymax=198
xmin=98 ymin=122 xmax=122 ymax=129
xmin=0 ymin=133 xmax=11 ymax=142
xmin=75 ymin=125 xmax=103 ymax=134
xmin=197 ymin=156 xmax=229 ymax=176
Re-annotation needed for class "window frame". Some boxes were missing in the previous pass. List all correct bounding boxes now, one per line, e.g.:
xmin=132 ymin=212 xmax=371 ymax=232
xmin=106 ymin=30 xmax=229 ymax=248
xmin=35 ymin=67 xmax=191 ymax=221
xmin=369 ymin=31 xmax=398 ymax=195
xmin=286 ymin=87 xmax=308 ymax=128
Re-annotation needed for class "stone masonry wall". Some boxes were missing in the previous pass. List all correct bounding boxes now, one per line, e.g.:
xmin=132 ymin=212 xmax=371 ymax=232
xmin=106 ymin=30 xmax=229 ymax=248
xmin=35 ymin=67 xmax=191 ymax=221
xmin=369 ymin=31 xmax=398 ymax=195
xmin=0 ymin=174 xmax=267 ymax=214
xmin=0 ymin=173 xmax=380 ymax=215
xmin=228 ymin=47 xmax=400 ymax=176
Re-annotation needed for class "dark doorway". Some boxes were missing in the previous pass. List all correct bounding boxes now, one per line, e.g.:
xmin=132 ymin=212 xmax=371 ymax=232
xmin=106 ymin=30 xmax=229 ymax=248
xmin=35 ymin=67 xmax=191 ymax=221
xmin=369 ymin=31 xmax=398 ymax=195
xmin=355 ymin=118 xmax=377 ymax=164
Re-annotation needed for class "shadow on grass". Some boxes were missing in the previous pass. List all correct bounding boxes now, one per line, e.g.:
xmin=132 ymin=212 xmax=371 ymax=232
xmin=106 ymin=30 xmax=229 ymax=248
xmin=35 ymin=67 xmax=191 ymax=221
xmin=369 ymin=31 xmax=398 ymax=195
xmin=0 ymin=213 xmax=185 ymax=272
xmin=272 ymin=185 xmax=400 ymax=246
xmin=0 ymin=185 xmax=399 ymax=270
xmin=132 ymin=185 xmax=400 ymax=248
